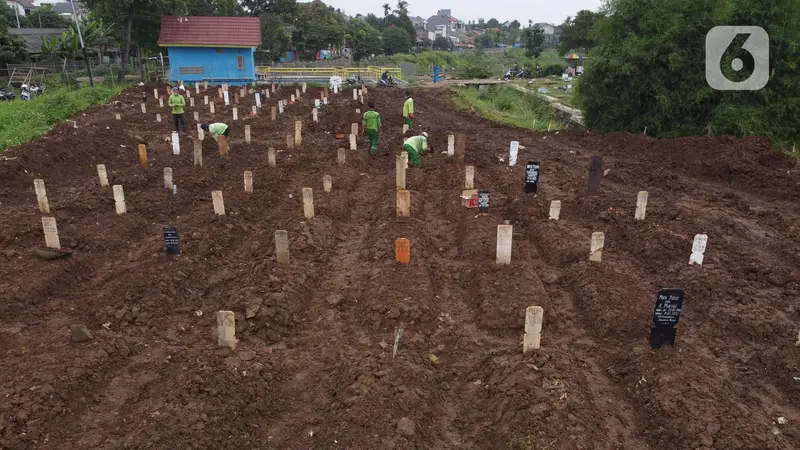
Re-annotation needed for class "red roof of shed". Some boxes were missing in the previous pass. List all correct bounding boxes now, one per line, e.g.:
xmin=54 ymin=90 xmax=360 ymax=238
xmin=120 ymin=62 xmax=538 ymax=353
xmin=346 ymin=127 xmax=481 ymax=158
xmin=158 ymin=16 xmax=261 ymax=47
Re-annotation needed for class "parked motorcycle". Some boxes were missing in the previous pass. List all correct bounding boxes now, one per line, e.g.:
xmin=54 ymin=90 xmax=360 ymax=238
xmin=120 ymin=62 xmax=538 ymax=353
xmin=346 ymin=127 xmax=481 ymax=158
xmin=345 ymin=75 xmax=363 ymax=86
xmin=30 ymin=83 xmax=46 ymax=96
xmin=20 ymin=84 xmax=30 ymax=101
xmin=0 ymin=88 xmax=15 ymax=101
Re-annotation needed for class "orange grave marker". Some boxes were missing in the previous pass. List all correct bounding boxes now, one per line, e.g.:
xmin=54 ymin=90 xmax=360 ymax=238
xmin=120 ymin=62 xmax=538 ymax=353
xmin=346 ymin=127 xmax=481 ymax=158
xmin=395 ymin=238 xmax=410 ymax=264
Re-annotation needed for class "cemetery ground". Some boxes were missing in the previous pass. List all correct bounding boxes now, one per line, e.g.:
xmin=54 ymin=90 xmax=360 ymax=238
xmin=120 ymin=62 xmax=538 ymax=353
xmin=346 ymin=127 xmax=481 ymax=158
xmin=0 ymin=82 xmax=799 ymax=450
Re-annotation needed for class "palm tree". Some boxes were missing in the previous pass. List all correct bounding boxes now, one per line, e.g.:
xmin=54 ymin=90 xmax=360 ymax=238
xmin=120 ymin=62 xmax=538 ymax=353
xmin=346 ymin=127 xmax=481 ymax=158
xmin=395 ymin=1 xmax=408 ymax=16
xmin=382 ymin=3 xmax=391 ymax=17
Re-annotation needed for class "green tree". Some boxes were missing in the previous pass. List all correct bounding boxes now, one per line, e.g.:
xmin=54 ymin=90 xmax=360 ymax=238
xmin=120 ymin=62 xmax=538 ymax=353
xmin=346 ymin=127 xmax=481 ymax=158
xmin=509 ymin=20 xmax=520 ymax=29
xmin=5 ymin=5 xmax=29 ymax=28
xmin=26 ymin=5 xmax=72 ymax=28
xmin=432 ymin=36 xmax=453 ymax=51
xmin=394 ymin=1 xmax=409 ymax=16
xmin=382 ymin=25 xmax=411 ymax=55
xmin=241 ymin=0 xmax=297 ymax=17
xmin=382 ymin=3 xmax=391 ymax=17
xmin=557 ymin=10 xmax=604 ymax=55
xmin=522 ymin=25 xmax=545 ymax=58
xmin=346 ymin=17 xmax=381 ymax=60
xmin=459 ymin=47 xmax=495 ymax=78
xmin=578 ymin=0 xmax=800 ymax=147
xmin=187 ymin=0 xmax=244 ymax=16
xmin=291 ymin=0 xmax=345 ymax=59
xmin=0 ymin=12 xmax=27 ymax=63
xmin=260 ymin=14 xmax=290 ymax=61
xmin=486 ymin=18 xmax=499 ymax=28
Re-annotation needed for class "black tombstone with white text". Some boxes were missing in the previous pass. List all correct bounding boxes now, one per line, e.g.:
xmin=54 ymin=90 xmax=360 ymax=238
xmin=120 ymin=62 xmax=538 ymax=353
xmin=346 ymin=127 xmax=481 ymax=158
xmin=649 ymin=288 xmax=684 ymax=349
xmin=478 ymin=190 xmax=489 ymax=214
xmin=524 ymin=161 xmax=540 ymax=194
xmin=588 ymin=155 xmax=603 ymax=193
xmin=163 ymin=226 xmax=179 ymax=255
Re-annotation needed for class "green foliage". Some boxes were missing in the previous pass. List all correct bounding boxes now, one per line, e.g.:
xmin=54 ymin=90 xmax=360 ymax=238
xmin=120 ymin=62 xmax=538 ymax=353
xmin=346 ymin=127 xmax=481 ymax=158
xmin=432 ymin=36 xmax=453 ymax=51
xmin=458 ymin=48 xmax=497 ymax=79
xmin=241 ymin=0 xmax=296 ymax=17
xmin=0 ymin=84 xmax=126 ymax=152
xmin=347 ymin=18 xmax=382 ymax=61
xmin=0 ymin=9 xmax=27 ymax=63
xmin=25 ymin=5 xmax=73 ymax=28
xmin=578 ymin=0 xmax=800 ymax=147
xmin=541 ymin=64 xmax=567 ymax=76
xmin=557 ymin=10 xmax=605 ymax=55
xmin=450 ymin=85 xmax=560 ymax=131
xmin=522 ymin=26 xmax=545 ymax=58
xmin=186 ymin=0 xmax=244 ymax=16
xmin=382 ymin=26 xmax=412 ymax=55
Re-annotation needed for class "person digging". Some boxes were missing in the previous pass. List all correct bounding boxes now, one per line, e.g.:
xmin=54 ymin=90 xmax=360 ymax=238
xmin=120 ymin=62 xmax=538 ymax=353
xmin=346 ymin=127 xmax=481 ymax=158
xmin=201 ymin=122 xmax=230 ymax=156
xmin=403 ymin=132 xmax=429 ymax=167
xmin=168 ymin=86 xmax=187 ymax=133
xmin=362 ymin=100 xmax=381 ymax=156
xmin=403 ymin=91 xmax=414 ymax=131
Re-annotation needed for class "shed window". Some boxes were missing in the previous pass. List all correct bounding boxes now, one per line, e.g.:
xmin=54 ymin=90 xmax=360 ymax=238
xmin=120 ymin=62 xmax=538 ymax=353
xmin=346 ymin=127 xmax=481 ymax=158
xmin=216 ymin=48 xmax=224 ymax=54
xmin=236 ymin=55 xmax=245 ymax=70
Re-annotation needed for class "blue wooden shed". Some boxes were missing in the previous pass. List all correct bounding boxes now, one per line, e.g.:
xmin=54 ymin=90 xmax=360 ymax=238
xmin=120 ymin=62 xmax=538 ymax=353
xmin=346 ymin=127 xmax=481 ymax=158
xmin=158 ymin=16 xmax=261 ymax=86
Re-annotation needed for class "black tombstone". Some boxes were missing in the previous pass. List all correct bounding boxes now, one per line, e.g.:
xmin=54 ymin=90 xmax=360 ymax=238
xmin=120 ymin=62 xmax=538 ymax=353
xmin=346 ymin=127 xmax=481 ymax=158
xmin=478 ymin=190 xmax=489 ymax=214
xmin=588 ymin=155 xmax=603 ymax=193
xmin=524 ymin=161 xmax=540 ymax=194
xmin=163 ymin=226 xmax=179 ymax=255
xmin=649 ymin=288 xmax=685 ymax=349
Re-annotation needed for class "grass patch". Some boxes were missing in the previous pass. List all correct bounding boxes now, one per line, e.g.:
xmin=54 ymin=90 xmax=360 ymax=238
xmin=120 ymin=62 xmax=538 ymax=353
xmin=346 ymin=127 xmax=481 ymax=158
xmin=0 ymin=84 xmax=127 ymax=152
xmin=450 ymin=84 xmax=562 ymax=131
xmin=520 ymin=76 xmax=578 ymax=107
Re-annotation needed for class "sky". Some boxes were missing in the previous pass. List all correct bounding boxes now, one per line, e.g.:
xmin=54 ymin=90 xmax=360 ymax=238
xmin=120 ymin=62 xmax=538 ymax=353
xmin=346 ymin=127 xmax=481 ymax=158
xmin=325 ymin=0 xmax=606 ymax=25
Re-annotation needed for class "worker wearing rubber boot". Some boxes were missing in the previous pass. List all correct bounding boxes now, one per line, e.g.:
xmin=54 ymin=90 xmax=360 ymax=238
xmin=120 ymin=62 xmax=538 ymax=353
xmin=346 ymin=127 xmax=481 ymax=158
xmin=403 ymin=132 xmax=429 ymax=167
xmin=362 ymin=100 xmax=381 ymax=155
xmin=168 ymin=86 xmax=187 ymax=133
xmin=403 ymin=91 xmax=414 ymax=130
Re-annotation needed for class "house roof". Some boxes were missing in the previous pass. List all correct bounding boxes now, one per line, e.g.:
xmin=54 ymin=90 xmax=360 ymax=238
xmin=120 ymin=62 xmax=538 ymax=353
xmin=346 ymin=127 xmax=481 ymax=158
xmin=9 ymin=28 xmax=67 ymax=54
xmin=51 ymin=2 xmax=85 ymax=14
xmin=158 ymin=16 xmax=261 ymax=47
xmin=13 ymin=0 xmax=35 ymax=8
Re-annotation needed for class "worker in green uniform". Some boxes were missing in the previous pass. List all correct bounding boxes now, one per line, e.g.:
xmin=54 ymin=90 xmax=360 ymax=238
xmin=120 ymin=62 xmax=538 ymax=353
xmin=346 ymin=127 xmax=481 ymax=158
xmin=200 ymin=122 xmax=230 ymax=141
xmin=403 ymin=91 xmax=414 ymax=130
xmin=362 ymin=100 xmax=381 ymax=155
xmin=168 ymin=86 xmax=187 ymax=133
xmin=403 ymin=132 xmax=429 ymax=167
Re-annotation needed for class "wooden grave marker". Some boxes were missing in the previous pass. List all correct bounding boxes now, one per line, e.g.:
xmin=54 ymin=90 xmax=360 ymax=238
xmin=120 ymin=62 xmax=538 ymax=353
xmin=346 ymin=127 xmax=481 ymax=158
xmin=496 ymin=224 xmax=513 ymax=264
xmin=275 ymin=230 xmax=290 ymax=264
xmin=113 ymin=185 xmax=126 ymax=214
xmin=397 ymin=189 xmax=410 ymax=217
xmin=41 ymin=216 xmax=60 ymax=249
xmin=302 ymin=187 xmax=314 ymax=219
xmin=523 ymin=306 xmax=544 ymax=353
xmin=33 ymin=179 xmax=50 ymax=214
xmin=590 ymin=232 xmax=605 ymax=262
xmin=212 ymin=190 xmax=225 ymax=215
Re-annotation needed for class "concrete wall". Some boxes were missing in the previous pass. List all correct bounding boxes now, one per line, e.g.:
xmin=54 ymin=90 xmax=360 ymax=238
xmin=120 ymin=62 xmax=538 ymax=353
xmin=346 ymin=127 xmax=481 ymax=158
xmin=166 ymin=46 xmax=256 ymax=85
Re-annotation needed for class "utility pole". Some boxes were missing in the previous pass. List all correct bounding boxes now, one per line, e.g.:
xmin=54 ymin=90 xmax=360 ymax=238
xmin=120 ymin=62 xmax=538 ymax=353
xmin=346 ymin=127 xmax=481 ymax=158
xmin=70 ymin=0 xmax=94 ymax=87
xmin=13 ymin=1 xmax=21 ymax=28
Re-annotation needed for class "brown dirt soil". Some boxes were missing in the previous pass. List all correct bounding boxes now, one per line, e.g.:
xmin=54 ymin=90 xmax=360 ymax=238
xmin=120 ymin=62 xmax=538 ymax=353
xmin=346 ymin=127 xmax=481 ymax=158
xmin=1 ymin=83 xmax=800 ymax=450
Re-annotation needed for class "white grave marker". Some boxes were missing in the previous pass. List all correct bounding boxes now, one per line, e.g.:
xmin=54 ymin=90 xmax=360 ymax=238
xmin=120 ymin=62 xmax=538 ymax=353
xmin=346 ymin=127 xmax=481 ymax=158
xmin=171 ymin=132 xmax=180 ymax=155
xmin=590 ymin=232 xmax=605 ymax=262
xmin=255 ymin=93 xmax=261 ymax=108
xmin=690 ymin=234 xmax=708 ymax=265
xmin=113 ymin=185 xmax=126 ymax=214
xmin=509 ymin=141 xmax=520 ymax=166
xmin=447 ymin=134 xmax=454 ymax=156
xmin=223 ymin=90 xmax=230 ymax=106
xmin=323 ymin=175 xmax=332 ymax=192
xmin=216 ymin=311 xmax=237 ymax=350
xmin=635 ymin=191 xmax=649 ymax=221
xmin=349 ymin=134 xmax=357 ymax=151
xmin=523 ymin=306 xmax=544 ymax=352
xmin=275 ymin=230 xmax=290 ymax=264
xmin=549 ymin=200 xmax=561 ymax=220
xmin=212 ymin=191 xmax=225 ymax=215
xmin=244 ymin=171 xmax=253 ymax=193
xmin=233 ymin=107 xmax=238 ymax=121
xmin=465 ymin=166 xmax=475 ymax=189
xmin=164 ymin=167 xmax=173 ymax=189
xmin=302 ymin=187 xmax=314 ymax=219
xmin=245 ymin=125 xmax=251 ymax=143
xmin=268 ymin=148 xmax=276 ymax=167
xmin=156 ymin=113 xmax=162 ymax=123
xmin=496 ymin=224 xmax=513 ymax=264
xmin=33 ymin=179 xmax=49 ymax=213
xmin=41 ymin=217 xmax=60 ymax=249
xmin=97 ymin=164 xmax=109 ymax=187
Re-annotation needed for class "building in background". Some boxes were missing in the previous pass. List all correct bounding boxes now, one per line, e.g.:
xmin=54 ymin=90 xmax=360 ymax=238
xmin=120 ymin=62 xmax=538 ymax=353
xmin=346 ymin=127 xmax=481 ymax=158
xmin=426 ymin=9 xmax=463 ymax=36
xmin=8 ymin=27 xmax=67 ymax=54
xmin=6 ymin=0 xmax=34 ymax=17
xmin=50 ymin=2 xmax=87 ymax=21
xmin=158 ymin=16 xmax=261 ymax=86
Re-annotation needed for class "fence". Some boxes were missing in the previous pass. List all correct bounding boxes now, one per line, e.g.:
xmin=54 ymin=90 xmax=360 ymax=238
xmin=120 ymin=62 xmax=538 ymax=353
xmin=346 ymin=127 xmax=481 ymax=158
xmin=255 ymin=66 xmax=404 ymax=82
